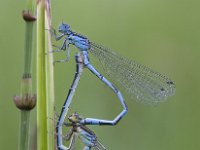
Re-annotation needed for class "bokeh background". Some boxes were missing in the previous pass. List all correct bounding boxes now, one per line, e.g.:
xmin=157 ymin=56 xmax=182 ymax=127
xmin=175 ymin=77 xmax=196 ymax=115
xmin=1 ymin=0 xmax=200 ymax=149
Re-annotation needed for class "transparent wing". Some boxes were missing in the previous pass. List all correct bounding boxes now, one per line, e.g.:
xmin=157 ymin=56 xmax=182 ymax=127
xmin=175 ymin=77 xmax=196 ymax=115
xmin=77 ymin=126 xmax=106 ymax=150
xmin=89 ymin=42 xmax=176 ymax=104
xmin=93 ymin=139 xmax=107 ymax=150
xmin=68 ymin=132 xmax=79 ymax=150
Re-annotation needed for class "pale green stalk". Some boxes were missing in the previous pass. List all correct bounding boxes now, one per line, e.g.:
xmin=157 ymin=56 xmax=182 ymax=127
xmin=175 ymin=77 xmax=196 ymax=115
xmin=37 ymin=0 xmax=47 ymax=149
xmin=45 ymin=1 xmax=55 ymax=150
xmin=37 ymin=0 xmax=54 ymax=149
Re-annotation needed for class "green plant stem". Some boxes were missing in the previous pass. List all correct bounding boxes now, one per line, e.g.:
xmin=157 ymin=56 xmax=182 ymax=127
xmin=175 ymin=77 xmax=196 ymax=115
xmin=45 ymin=5 xmax=55 ymax=150
xmin=24 ymin=22 xmax=34 ymax=74
xmin=15 ymin=1 xmax=36 ymax=150
xmin=37 ymin=0 xmax=47 ymax=149
xmin=23 ymin=0 xmax=35 ymax=74
xmin=37 ymin=0 xmax=55 ymax=149
xmin=19 ymin=111 xmax=31 ymax=150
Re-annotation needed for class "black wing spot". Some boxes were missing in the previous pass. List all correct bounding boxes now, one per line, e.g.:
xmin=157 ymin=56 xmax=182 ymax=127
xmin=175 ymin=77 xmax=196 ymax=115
xmin=166 ymin=81 xmax=174 ymax=85
xmin=160 ymin=87 xmax=165 ymax=91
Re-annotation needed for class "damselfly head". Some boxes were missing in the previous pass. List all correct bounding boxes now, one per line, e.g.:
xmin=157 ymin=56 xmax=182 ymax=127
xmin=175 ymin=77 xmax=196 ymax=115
xmin=58 ymin=23 xmax=72 ymax=35
xmin=68 ymin=112 xmax=82 ymax=123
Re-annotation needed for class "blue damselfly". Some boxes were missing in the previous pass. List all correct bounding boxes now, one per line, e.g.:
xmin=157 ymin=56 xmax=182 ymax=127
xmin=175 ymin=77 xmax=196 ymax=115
xmin=52 ymin=23 xmax=176 ymax=149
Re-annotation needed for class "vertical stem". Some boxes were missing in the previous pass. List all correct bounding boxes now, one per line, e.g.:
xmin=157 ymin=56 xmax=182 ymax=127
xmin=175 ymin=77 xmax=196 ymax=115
xmin=13 ymin=1 xmax=36 ymax=150
xmin=24 ymin=22 xmax=34 ymax=74
xmin=37 ymin=0 xmax=54 ymax=150
xmin=37 ymin=0 xmax=47 ymax=150
xmin=19 ymin=111 xmax=31 ymax=150
xmin=45 ymin=0 xmax=55 ymax=150
xmin=23 ymin=0 xmax=36 ymax=74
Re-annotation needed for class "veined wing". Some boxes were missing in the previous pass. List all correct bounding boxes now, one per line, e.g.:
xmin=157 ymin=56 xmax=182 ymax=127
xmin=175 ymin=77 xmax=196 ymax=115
xmin=89 ymin=42 xmax=175 ymax=104
xmin=68 ymin=132 xmax=79 ymax=150
xmin=77 ymin=126 xmax=106 ymax=150
xmin=93 ymin=139 xmax=107 ymax=150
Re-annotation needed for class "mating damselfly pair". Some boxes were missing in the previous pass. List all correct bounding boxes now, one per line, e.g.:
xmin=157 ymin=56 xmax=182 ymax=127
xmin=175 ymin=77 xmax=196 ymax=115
xmin=51 ymin=23 xmax=176 ymax=150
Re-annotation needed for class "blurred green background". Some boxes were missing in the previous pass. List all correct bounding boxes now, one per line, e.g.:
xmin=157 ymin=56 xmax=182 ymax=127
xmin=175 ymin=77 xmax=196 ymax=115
xmin=0 ymin=0 xmax=200 ymax=149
